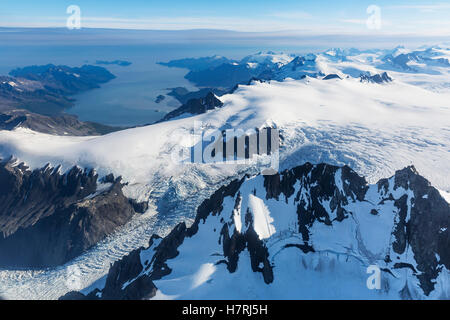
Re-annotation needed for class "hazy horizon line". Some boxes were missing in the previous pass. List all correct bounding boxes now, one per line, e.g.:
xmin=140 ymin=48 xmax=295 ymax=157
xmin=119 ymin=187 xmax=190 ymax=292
xmin=0 ymin=26 xmax=449 ymax=38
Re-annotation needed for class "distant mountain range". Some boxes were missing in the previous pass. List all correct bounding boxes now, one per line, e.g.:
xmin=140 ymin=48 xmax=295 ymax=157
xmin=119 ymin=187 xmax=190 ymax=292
xmin=159 ymin=46 xmax=450 ymax=89
xmin=0 ymin=158 xmax=147 ymax=268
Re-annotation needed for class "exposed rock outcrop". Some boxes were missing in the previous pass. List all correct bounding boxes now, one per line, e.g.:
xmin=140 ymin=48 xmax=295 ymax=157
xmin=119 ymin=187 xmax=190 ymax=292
xmin=167 ymin=87 xmax=227 ymax=104
xmin=0 ymin=159 xmax=145 ymax=267
xmin=158 ymin=92 xmax=223 ymax=122
xmin=0 ymin=76 xmax=73 ymax=115
xmin=360 ymin=72 xmax=392 ymax=84
xmin=322 ymin=74 xmax=342 ymax=80
xmin=61 ymin=163 xmax=449 ymax=299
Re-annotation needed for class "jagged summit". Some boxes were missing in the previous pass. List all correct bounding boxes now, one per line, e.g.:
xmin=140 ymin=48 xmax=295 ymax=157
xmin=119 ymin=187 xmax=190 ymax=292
xmin=8 ymin=64 xmax=115 ymax=95
xmin=360 ymin=72 xmax=392 ymax=83
xmin=158 ymin=45 xmax=450 ymax=90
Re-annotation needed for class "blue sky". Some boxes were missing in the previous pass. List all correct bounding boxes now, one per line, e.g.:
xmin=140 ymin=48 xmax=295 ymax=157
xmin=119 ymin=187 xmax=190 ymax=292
xmin=0 ymin=0 xmax=449 ymax=35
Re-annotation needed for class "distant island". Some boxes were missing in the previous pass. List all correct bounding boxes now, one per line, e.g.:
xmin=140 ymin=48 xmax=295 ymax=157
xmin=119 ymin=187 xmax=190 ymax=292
xmin=8 ymin=64 xmax=115 ymax=96
xmin=95 ymin=60 xmax=132 ymax=67
xmin=1 ymin=64 xmax=120 ymax=135
xmin=154 ymin=95 xmax=165 ymax=103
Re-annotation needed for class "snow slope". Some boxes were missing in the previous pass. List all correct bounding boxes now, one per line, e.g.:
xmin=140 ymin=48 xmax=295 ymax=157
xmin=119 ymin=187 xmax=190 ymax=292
xmin=240 ymin=46 xmax=450 ymax=94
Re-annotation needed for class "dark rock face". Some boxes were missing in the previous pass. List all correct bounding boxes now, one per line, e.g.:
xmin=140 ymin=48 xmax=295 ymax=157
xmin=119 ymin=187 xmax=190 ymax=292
xmin=360 ymin=72 xmax=392 ymax=83
xmin=158 ymin=92 xmax=223 ymax=122
xmin=0 ymin=159 xmax=142 ymax=268
xmin=322 ymin=74 xmax=342 ymax=80
xmin=100 ymin=249 xmax=157 ymax=300
xmin=0 ymin=109 xmax=121 ymax=136
xmin=61 ymin=235 xmax=161 ymax=300
xmin=391 ymin=166 xmax=449 ymax=295
xmin=129 ymin=198 xmax=149 ymax=214
xmin=62 ymin=163 xmax=449 ymax=299
xmin=167 ymin=87 xmax=227 ymax=104
xmin=149 ymin=224 xmax=191 ymax=281
xmin=58 ymin=291 xmax=89 ymax=300
xmin=63 ymin=177 xmax=247 ymax=300
xmin=219 ymin=195 xmax=274 ymax=284
xmin=264 ymin=164 xmax=449 ymax=295
xmin=264 ymin=163 xmax=368 ymax=241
